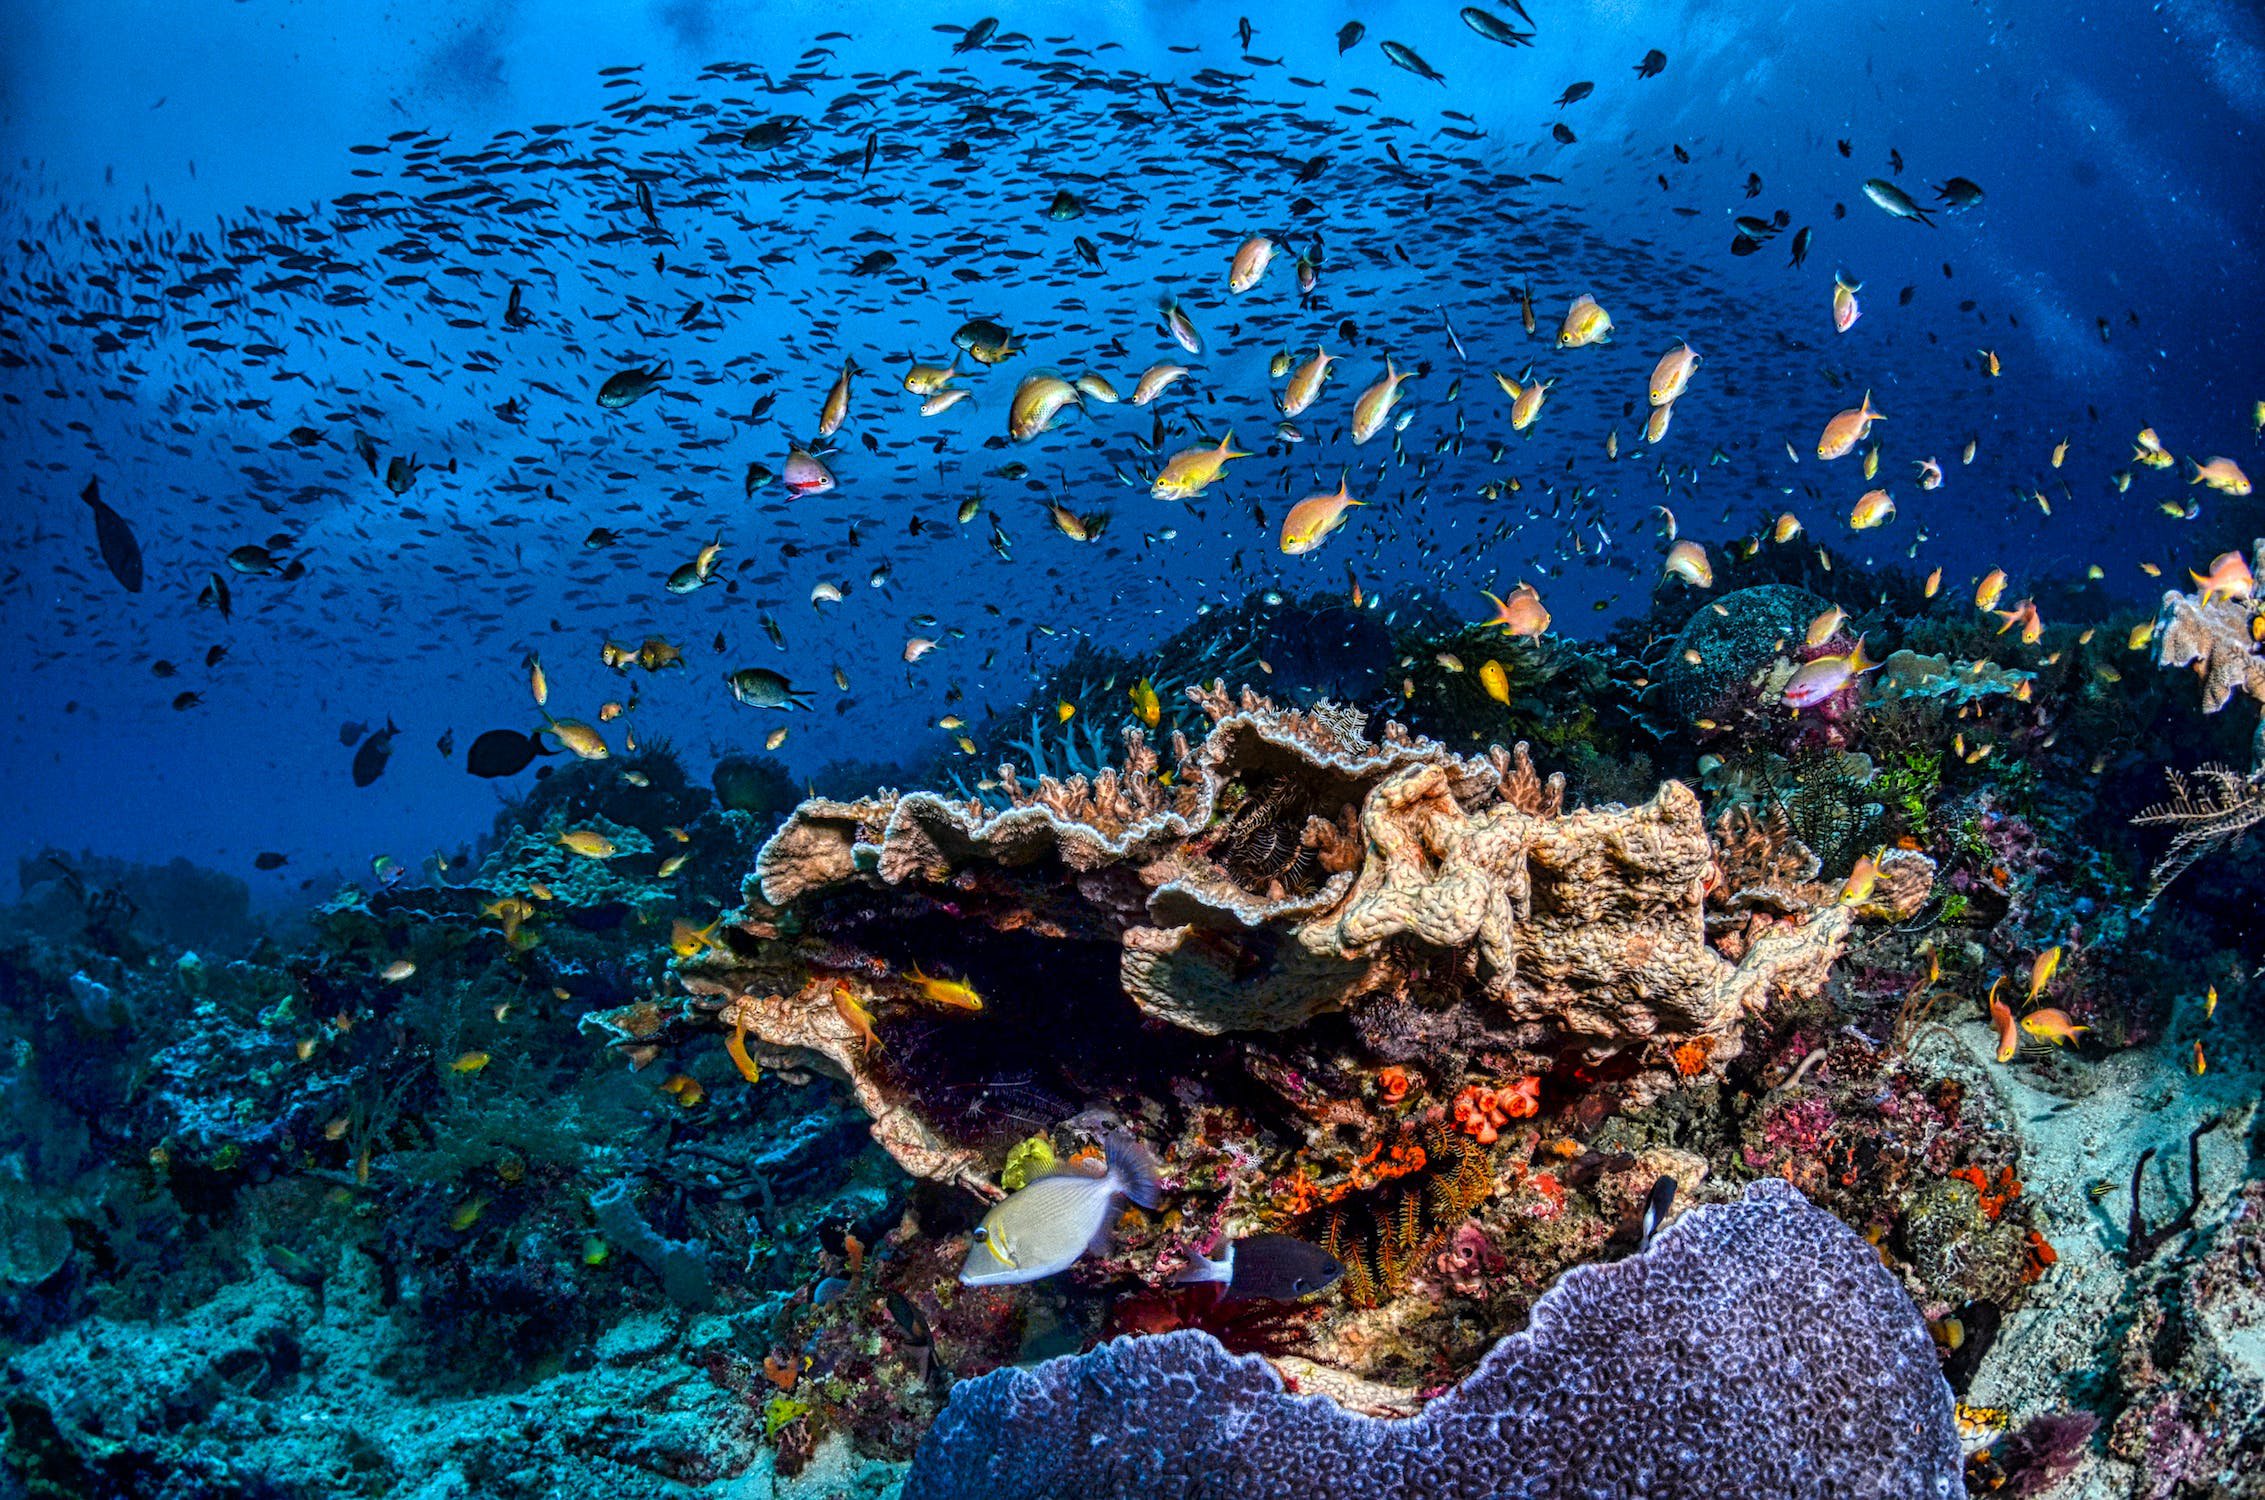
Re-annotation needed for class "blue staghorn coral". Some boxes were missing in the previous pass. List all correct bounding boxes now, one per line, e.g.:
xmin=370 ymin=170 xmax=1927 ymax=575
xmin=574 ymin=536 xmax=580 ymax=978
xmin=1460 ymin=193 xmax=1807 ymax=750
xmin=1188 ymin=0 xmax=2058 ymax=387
xmin=903 ymin=1180 xmax=1960 ymax=1500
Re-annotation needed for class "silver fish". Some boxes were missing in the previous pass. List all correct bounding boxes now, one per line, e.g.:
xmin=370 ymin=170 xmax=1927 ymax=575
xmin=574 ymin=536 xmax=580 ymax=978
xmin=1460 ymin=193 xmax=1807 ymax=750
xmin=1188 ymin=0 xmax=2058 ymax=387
xmin=1861 ymin=178 xmax=1935 ymax=226
xmin=960 ymin=1135 xmax=1162 ymax=1287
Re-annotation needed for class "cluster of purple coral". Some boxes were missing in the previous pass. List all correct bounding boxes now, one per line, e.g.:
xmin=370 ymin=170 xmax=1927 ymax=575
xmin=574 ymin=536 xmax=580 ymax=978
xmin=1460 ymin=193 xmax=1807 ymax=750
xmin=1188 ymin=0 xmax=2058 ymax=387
xmin=903 ymin=1182 xmax=1962 ymax=1500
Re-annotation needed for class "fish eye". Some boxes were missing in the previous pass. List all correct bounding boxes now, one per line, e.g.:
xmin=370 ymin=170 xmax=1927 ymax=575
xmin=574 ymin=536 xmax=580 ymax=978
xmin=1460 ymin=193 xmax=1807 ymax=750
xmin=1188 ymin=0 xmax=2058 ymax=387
xmin=972 ymin=1226 xmax=989 ymax=1241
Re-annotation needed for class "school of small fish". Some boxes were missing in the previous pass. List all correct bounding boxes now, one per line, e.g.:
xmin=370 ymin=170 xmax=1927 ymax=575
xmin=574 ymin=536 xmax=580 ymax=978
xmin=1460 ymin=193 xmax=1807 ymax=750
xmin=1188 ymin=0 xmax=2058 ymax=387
xmin=3 ymin=8 xmax=2254 ymax=886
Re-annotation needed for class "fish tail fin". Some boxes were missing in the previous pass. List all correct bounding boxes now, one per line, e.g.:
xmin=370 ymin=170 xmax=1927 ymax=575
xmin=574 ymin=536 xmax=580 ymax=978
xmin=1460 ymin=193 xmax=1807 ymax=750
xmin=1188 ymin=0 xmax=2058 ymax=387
xmin=1172 ymin=1244 xmax=1231 ymax=1286
xmin=1107 ymin=1133 xmax=1163 ymax=1209
xmin=1849 ymin=635 xmax=1880 ymax=675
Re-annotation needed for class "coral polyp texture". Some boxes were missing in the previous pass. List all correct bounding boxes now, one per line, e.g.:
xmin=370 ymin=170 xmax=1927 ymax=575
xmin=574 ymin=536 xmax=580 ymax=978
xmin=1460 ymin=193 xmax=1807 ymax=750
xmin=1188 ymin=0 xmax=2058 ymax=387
xmin=696 ymin=685 xmax=1867 ymax=1188
xmin=901 ymin=1180 xmax=1961 ymax=1500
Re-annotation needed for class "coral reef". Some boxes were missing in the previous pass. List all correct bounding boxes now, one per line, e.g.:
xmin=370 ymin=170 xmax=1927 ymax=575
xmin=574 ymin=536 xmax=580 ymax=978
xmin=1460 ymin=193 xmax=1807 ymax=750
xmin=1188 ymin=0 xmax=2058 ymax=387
xmin=7 ymin=560 xmax=2263 ymax=1497
xmin=697 ymin=685 xmax=1862 ymax=1205
xmin=901 ymin=1180 xmax=1961 ymax=1500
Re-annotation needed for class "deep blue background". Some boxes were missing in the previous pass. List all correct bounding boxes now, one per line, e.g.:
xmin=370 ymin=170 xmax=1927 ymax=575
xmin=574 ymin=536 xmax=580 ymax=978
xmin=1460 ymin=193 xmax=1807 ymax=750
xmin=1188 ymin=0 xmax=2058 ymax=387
xmin=3 ymin=0 xmax=2260 ymax=907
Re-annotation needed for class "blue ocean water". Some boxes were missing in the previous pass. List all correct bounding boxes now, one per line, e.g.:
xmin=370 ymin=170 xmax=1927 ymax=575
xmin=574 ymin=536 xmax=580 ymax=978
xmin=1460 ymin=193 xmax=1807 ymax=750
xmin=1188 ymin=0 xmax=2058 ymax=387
xmin=4 ymin=0 xmax=2258 ymax=895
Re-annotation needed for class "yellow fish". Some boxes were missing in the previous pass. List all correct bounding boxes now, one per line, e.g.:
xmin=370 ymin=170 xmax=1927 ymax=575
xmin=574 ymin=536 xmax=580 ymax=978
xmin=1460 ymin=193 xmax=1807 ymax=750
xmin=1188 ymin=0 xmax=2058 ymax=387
xmin=1478 ymin=658 xmax=1512 ymax=706
xmin=1129 ymin=677 xmax=1161 ymax=728
xmin=1278 ymin=474 xmax=1364 ymax=555
xmin=1849 ymin=489 xmax=1895 ymax=529
xmin=1558 ymin=293 xmax=1613 ymax=348
xmin=2019 ymin=1008 xmax=2088 ymax=1047
xmin=559 ymin=829 xmax=617 ymax=859
xmin=2028 ymin=945 xmax=2061 ymax=1002
xmin=725 ymin=1014 xmax=762 ymax=1084
xmin=451 ymin=1050 xmax=491 ymax=1075
xmin=670 ymin=915 xmax=726 ymax=959
xmin=1151 ymin=430 xmax=1250 ymax=499
xmin=907 ymin=966 xmax=984 ymax=1011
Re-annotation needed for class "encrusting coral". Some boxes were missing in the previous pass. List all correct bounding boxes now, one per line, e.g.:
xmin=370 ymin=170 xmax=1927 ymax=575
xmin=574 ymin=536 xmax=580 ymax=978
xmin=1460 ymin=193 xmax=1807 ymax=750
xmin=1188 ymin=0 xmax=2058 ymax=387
xmin=2152 ymin=539 xmax=2265 ymax=727
xmin=681 ymin=685 xmax=1894 ymax=1198
xmin=900 ymin=1180 xmax=1962 ymax=1500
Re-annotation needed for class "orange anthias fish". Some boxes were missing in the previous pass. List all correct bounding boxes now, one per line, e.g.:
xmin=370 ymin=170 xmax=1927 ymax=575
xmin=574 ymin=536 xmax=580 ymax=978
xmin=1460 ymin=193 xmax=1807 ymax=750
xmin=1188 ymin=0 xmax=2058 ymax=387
xmin=2189 ymin=549 xmax=2256 ymax=604
xmin=1837 ymin=853 xmax=1880 ymax=906
xmin=1479 ymin=583 xmax=1552 ymax=637
xmin=2188 ymin=456 xmax=2253 ymax=497
xmin=1663 ymin=539 xmax=1713 ymax=588
xmin=1994 ymin=598 xmax=2044 ymax=645
xmin=1988 ymin=978 xmax=2019 ymax=1063
xmin=1817 ymin=390 xmax=1883 ymax=460
xmin=2019 ymin=1008 xmax=2089 ymax=1047
xmin=1278 ymin=475 xmax=1364 ymax=555
xmin=1784 ymin=637 xmax=1880 ymax=708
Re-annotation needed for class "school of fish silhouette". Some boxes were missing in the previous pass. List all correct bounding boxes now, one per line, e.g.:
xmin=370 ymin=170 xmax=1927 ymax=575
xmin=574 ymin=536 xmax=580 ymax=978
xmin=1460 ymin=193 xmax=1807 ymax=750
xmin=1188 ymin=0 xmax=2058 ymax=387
xmin=6 ymin=5 xmax=2265 ymax=1498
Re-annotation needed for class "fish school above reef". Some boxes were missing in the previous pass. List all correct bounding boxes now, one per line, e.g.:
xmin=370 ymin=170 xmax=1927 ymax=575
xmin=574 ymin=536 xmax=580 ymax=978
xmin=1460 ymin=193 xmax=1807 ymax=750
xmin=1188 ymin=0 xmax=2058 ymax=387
xmin=6 ymin=5 xmax=2265 ymax=1500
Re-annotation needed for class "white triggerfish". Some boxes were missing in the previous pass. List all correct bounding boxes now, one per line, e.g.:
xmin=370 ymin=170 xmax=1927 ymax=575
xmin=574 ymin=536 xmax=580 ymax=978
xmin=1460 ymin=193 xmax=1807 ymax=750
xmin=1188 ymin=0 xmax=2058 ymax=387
xmin=960 ymin=1135 xmax=1163 ymax=1286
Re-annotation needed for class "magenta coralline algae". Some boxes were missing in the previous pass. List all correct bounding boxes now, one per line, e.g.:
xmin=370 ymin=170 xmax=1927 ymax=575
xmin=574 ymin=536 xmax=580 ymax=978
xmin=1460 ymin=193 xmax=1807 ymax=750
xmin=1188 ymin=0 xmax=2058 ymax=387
xmin=903 ymin=1180 xmax=1960 ymax=1500
xmin=1763 ymin=1093 xmax=1839 ymax=1154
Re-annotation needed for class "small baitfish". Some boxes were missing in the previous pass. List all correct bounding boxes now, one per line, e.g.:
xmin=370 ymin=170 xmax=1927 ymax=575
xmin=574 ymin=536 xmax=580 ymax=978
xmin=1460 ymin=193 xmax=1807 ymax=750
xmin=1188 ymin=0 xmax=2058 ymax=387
xmin=960 ymin=1135 xmax=1162 ymax=1287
